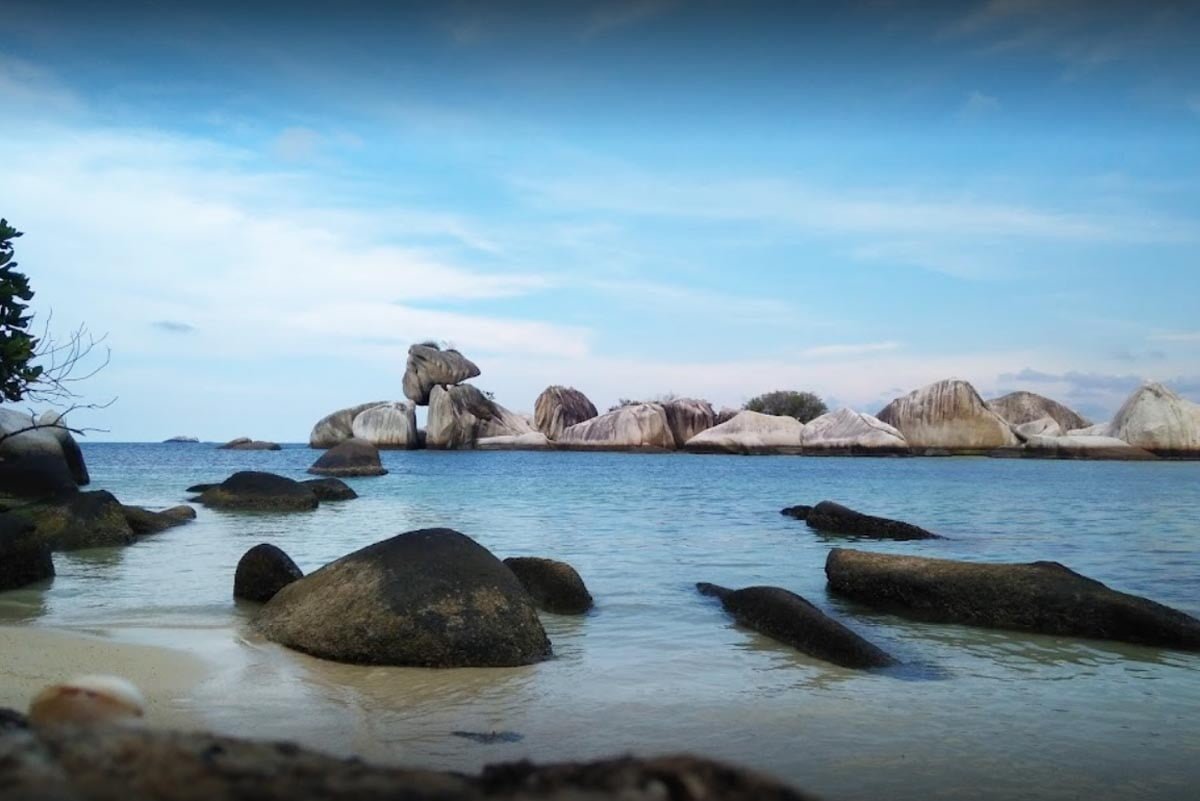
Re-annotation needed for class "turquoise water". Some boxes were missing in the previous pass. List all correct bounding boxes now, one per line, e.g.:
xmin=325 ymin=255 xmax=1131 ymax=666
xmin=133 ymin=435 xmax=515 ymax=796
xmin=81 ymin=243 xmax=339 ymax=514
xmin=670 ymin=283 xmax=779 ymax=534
xmin=3 ymin=443 xmax=1199 ymax=800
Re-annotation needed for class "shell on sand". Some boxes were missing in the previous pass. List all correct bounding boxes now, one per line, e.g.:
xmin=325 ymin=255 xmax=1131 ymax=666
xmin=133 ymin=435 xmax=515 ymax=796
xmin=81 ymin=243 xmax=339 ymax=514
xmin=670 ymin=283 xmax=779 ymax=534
xmin=28 ymin=675 xmax=145 ymax=727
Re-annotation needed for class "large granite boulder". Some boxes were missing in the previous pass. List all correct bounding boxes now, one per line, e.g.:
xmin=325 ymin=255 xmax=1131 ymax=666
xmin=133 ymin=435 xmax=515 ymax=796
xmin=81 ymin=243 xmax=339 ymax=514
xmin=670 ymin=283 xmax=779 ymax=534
xmin=801 ymin=408 xmax=908 ymax=455
xmin=350 ymin=402 xmax=419 ymax=449
xmin=234 ymin=543 xmax=303 ymax=603
xmin=987 ymin=391 xmax=1090 ymax=432
xmin=876 ymin=379 xmax=1020 ymax=454
xmin=1021 ymin=434 xmax=1156 ymax=461
xmin=0 ymin=408 xmax=78 ymax=497
xmin=256 ymin=528 xmax=552 ymax=667
xmin=0 ymin=513 xmax=53 ymax=591
xmin=402 ymin=344 xmax=480 ymax=405
xmin=36 ymin=412 xmax=89 ymax=486
xmin=197 ymin=472 xmax=319 ymax=511
xmin=426 ymin=384 xmax=531 ymax=449
xmin=503 ymin=556 xmax=593 ymax=614
xmin=826 ymin=548 xmax=1200 ymax=651
xmin=662 ymin=398 xmax=716 ymax=447
xmin=697 ymin=583 xmax=895 ymax=669
xmin=309 ymin=401 xmax=388 ymax=448
xmin=307 ymin=438 xmax=387 ymax=477
xmin=1013 ymin=416 xmax=1062 ymax=438
xmin=1087 ymin=382 xmax=1200 ymax=458
xmin=0 ymin=724 xmax=816 ymax=801
xmin=533 ymin=385 xmax=598 ymax=440
xmin=22 ymin=490 xmax=136 ymax=551
xmin=683 ymin=410 xmax=804 ymax=455
xmin=558 ymin=403 xmax=676 ymax=451
xmin=801 ymin=500 xmax=941 ymax=540
xmin=218 ymin=437 xmax=281 ymax=451
xmin=475 ymin=432 xmax=553 ymax=450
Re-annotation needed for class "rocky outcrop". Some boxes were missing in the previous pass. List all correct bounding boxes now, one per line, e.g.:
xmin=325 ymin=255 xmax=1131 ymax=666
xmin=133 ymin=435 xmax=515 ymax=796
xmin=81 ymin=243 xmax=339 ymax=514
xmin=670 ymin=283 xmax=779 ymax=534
xmin=301 ymin=477 xmax=358 ymax=501
xmin=683 ymin=411 xmax=804 ymax=455
xmin=987 ymin=391 xmax=1090 ymax=432
xmin=402 ymin=344 xmax=481 ymax=405
xmin=475 ymin=432 xmax=553 ymax=450
xmin=801 ymin=408 xmax=908 ymax=455
xmin=1021 ymin=434 xmax=1156 ymax=461
xmin=800 ymin=500 xmax=941 ymax=540
xmin=503 ymin=557 xmax=593 ymax=614
xmin=36 ymin=412 xmax=89 ymax=486
xmin=0 ymin=723 xmax=816 ymax=801
xmin=349 ymin=402 xmax=419 ymax=449
xmin=876 ymin=379 xmax=1020 ymax=454
xmin=426 ymin=385 xmax=531 ymax=449
xmin=715 ymin=406 xmax=740 ymax=425
xmin=697 ymin=583 xmax=895 ymax=669
xmin=256 ymin=528 xmax=551 ymax=667
xmin=197 ymin=472 xmax=319 ymax=512
xmin=309 ymin=401 xmax=389 ymax=448
xmin=1013 ymin=417 xmax=1061 ymax=438
xmin=234 ymin=543 xmax=303 ymax=603
xmin=0 ymin=408 xmax=79 ymax=497
xmin=662 ymin=398 xmax=716 ymax=447
xmin=0 ymin=513 xmax=53 ymax=591
xmin=826 ymin=548 xmax=1200 ymax=651
xmin=21 ymin=490 xmax=136 ymax=551
xmin=558 ymin=403 xmax=676 ymax=451
xmin=533 ymin=386 xmax=598 ymax=440
xmin=218 ymin=437 xmax=281 ymax=451
xmin=307 ymin=439 xmax=387 ymax=477
xmin=163 ymin=435 xmax=199 ymax=443
xmin=1089 ymin=382 xmax=1200 ymax=458
xmin=120 ymin=505 xmax=195 ymax=535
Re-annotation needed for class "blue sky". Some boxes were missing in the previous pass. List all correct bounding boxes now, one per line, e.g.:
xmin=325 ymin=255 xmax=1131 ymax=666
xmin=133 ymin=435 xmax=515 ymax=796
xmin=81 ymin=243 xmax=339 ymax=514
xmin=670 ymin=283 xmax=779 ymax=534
xmin=3 ymin=0 xmax=1198 ymax=440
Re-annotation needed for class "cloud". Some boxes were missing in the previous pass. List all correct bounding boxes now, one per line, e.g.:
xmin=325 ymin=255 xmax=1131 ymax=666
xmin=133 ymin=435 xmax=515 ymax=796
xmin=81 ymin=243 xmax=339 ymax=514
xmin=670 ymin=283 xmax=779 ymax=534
xmin=272 ymin=127 xmax=323 ymax=162
xmin=583 ymin=0 xmax=679 ymax=38
xmin=960 ymin=90 xmax=1001 ymax=118
xmin=0 ymin=53 xmax=82 ymax=115
xmin=152 ymin=320 xmax=195 ymax=333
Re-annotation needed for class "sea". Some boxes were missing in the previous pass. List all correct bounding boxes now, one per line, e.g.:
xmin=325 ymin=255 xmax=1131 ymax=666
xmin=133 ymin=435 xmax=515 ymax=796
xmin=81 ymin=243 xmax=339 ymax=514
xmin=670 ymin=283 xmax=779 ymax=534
xmin=2 ymin=442 xmax=1198 ymax=800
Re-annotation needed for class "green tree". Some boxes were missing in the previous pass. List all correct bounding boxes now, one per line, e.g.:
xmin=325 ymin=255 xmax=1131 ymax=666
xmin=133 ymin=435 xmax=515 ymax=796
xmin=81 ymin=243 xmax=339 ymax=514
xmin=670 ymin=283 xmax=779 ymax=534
xmin=0 ymin=220 xmax=43 ymax=402
xmin=744 ymin=390 xmax=828 ymax=423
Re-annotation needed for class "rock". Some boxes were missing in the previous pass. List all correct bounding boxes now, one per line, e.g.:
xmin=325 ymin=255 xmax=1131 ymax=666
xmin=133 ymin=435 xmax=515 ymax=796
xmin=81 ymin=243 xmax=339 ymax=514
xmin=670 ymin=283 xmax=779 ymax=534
xmin=475 ymin=432 xmax=553 ymax=450
xmin=780 ymin=505 xmax=812 ymax=520
xmin=825 ymin=548 xmax=1200 ymax=651
xmin=715 ymin=406 xmax=740 ymax=425
xmin=163 ymin=435 xmax=199 ymax=443
xmin=1089 ymin=382 xmax=1200 ymax=458
xmin=802 ymin=500 xmax=940 ymax=540
xmin=876 ymin=379 xmax=1020 ymax=454
xmin=185 ymin=483 xmax=216 ymax=493
xmin=987 ymin=391 xmax=1091 ymax=432
xmin=426 ymin=385 xmax=531 ymax=449
xmin=198 ymin=472 xmax=319 ymax=512
xmin=309 ymin=401 xmax=389 ymax=448
xmin=0 ymin=724 xmax=816 ymax=801
xmin=22 ymin=490 xmax=136 ymax=551
xmin=120 ymin=505 xmax=193 ymax=535
xmin=36 ymin=412 xmax=89 ymax=486
xmin=1021 ymin=434 xmax=1157 ymax=461
xmin=662 ymin=398 xmax=716 ymax=447
xmin=0 ymin=409 xmax=78 ymax=497
xmin=256 ymin=528 xmax=551 ymax=667
xmin=683 ymin=410 xmax=804 ymax=455
xmin=307 ymin=438 xmax=387 ymax=477
xmin=234 ymin=543 xmax=304 ymax=603
xmin=402 ymin=344 xmax=481 ymax=405
xmin=0 ymin=708 xmax=26 ymax=731
xmin=503 ymin=557 xmax=593 ymax=614
xmin=301 ymin=478 xmax=358 ymax=501
xmin=697 ymin=583 xmax=895 ymax=669
xmin=218 ymin=437 xmax=281 ymax=451
xmin=558 ymin=403 xmax=676 ymax=451
xmin=0 ymin=513 xmax=53 ymax=591
xmin=349 ymin=402 xmax=419 ymax=449
xmin=801 ymin=408 xmax=909 ymax=455
xmin=1013 ymin=416 xmax=1061 ymax=438
xmin=533 ymin=385 xmax=598 ymax=440
xmin=161 ymin=505 xmax=197 ymax=522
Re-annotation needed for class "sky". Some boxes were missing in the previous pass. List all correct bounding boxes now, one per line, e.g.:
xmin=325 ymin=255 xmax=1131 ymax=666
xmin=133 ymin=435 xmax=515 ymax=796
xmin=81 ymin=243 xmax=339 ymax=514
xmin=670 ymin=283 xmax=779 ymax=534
xmin=3 ymin=0 xmax=1199 ymax=441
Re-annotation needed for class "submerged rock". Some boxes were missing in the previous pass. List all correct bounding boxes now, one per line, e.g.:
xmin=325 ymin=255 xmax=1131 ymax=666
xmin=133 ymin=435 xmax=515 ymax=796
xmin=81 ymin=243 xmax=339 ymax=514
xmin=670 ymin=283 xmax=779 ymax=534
xmin=234 ymin=543 xmax=304 ymax=603
xmin=683 ymin=410 xmax=804 ymax=455
xmin=402 ymin=344 xmax=481 ymax=406
xmin=802 ymin=501 xmax=941 ymax=541
xmin=533 ymin=385 xmax=598 ymax=440
xmin=0 ymin=513 xmax=53 ymax=591
xmin=1090 ymin=382 xmax=1200 ymax=458
xmin=503 ymin=557 xmax=593 ymax=614
xmin=876 ymin=379 xmax=1020 ymax=455
xmin=309 ymin=401 xmax=390 ymax=448
xmin=301 ymin=477 xmax=358 ymax=501
xmin=697 ymin=583 xmax=895 ymax=669
xmin=780 ymin=505 xmax=812 ymax=520
xmin=662 ymin=398 xmax=716 ymax=447
xmin=350 ymin=401 xmax=419 ymax=449
xmin=987 ymin=391 xmax=1090 ymax=433
xmin=558 ymin=403 xmax=676 ymax=451
xmin=307 ymin=438 xmax=387 ymax=477
xmin=218 ymin=437 xmax=281 ymax=451
xmin=825 ymin=548 xmax=1200 ymax=651
xmin=801 ymin=408 xmax=908 ymax=455
xmin=120 ymin=505 xmax=194 ymax=535
xmin=256 ymin=528 xmax=552 ymax=667
xmin=198 ymin=472 xmax=319 ymax=512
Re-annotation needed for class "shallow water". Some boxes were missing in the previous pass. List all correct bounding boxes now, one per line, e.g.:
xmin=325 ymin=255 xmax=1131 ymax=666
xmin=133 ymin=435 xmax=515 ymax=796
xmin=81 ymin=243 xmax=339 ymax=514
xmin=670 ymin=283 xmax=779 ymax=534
xmin=3 ymin=443 xmax=1199 ymax=800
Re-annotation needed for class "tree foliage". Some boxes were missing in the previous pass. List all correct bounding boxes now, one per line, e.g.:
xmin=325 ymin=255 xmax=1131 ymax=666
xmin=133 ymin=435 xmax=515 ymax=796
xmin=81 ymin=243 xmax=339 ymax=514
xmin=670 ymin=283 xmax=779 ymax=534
xmin=744 ymin=390 xmax=828 ymax=423
xmin=0 ymin=219 xmax=43 ymax=402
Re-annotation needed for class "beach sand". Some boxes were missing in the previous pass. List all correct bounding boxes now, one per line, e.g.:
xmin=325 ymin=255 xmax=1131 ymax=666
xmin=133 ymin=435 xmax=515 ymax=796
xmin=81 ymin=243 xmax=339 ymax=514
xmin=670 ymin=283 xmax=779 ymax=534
xmin=0 ymin=626 xmax=208 ymax=728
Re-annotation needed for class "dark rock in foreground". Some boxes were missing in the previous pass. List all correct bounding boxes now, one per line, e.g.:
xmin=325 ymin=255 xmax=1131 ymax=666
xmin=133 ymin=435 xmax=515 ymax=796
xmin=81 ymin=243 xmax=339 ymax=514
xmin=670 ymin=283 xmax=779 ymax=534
xmin=302 ymin=477 xmax=358 ymax=501
xmin=22 ymin=490 xmax=136 ymax=551
xmin=219 ymin=437 xmax=282 ymax=451
xmin=0 ymin=723 xmax=814 ymax=800
xmin=198 ymin=472 xmax=318 ymax=512
xmin=503 ymin=557 xmax=593 ymax=614
xmin=0 ymin=513 xmax=53 ymax=591
xmin=697 ymin=582 xmax=896 ymax=669
xmin=307 ymin=438 xmax=387 ymax=477
xmin=121 ymin=505 xmax=194 ymax=536
xmin=235 ymin=543 xmax=304 ymax=603
xmin=256 ymin=528 xmax=552 ymax=667
xmin=825 ymin=548 xmax=1200 ymax=651
xmin=803 ymin=501 xmax=941 ymax=541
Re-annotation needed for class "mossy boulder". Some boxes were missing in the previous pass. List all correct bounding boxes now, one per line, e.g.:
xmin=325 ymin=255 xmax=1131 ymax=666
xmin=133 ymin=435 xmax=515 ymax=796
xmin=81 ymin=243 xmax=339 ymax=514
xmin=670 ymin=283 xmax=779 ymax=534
xmin=234 ymin=543 xmax=304 ymax=603
xmin=198 ymin=472 xmax=318 ymax=512
xmin=503 ymin=557 xmax=593 ymax=614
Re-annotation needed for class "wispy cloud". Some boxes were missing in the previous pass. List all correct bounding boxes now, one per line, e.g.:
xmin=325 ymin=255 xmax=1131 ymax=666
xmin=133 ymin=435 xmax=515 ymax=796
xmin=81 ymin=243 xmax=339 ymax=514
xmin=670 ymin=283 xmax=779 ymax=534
xmin=960 ymin=90 xmax=1001 ymax=118
xmin=583 ymin=0 xmax=679 ymax=38
xmin=152 ymin=320 xmax=195 ymax=333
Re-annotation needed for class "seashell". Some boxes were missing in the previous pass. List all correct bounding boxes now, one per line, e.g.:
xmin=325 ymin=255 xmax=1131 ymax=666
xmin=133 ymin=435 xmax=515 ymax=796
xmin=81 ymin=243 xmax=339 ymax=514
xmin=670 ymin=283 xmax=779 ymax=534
xmin=28 ymin=674 xmax=146 ymax=727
